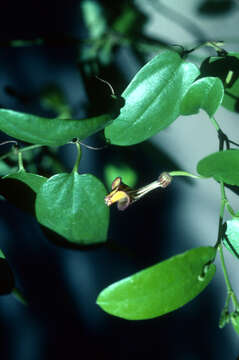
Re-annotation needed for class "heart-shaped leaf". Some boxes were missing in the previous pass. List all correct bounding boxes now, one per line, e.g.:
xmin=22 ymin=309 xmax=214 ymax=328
xmin=197 ymin=150 xmax=239 ymax=186
xmin=0 ymin=109 xmax=111 ymax=146
xmin=180 ymin=77 xmax=224 ymax=117
xmin=0 ymin=249 xmax=15 ymax=295
xmin=35 ymin=173 xmax=109 ymax=244
xmin=97 ymin=246 xmax=216 ymax=320
xmin=104 ymin=50 xmax=199 ymax=145
xmin=4 ymin=171 xmax=47 ymax=193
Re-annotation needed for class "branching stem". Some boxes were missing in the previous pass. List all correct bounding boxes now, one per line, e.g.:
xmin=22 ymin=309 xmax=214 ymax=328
xmin=0 ymin=144 xmax=43 ymax=161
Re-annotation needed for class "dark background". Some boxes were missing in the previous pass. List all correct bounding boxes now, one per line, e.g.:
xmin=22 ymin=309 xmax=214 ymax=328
xmin=0 ymin=1 xmax=238 ymax=359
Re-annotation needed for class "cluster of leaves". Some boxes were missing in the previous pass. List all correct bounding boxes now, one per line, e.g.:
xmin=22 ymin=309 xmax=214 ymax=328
xmin=1 ymin=20 xmax=239 ymax=334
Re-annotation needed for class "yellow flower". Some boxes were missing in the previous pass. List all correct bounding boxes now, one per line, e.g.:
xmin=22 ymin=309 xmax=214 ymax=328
xmin=105 ymin=172 xmax=172 ymax=211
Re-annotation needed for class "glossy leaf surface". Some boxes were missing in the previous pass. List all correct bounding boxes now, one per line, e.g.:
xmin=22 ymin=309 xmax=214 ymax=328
xmin=35 ymin=173 xmax=109 ymax=244
xmin=4 ymin=171 xmax=47 ymax=193
xmin=0 ymin=109 xmax=111 ymax=146
xmin=105 ymin=50 xmax=199 ymax=145
xmin=97 ymin=246 xmax=216 ymax=320
xmin=180 ymin=77 xmax=224 ymax=117
xmin=197 ymin=150 xmax=239 ymax=186
xmin=223 ymin=219 xmax=239 ymax=258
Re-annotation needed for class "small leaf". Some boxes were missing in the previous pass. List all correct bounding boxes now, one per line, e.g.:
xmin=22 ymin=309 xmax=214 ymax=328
xmin=12 ymin=288 xmax=27 ymax=305
xmin=180 ymin=77 xmax=224 ymax=117
xmin=104 ymin=163 xmax=138 ymax=190
xmin=197 ymin=150 xmax=239 ymax=186
xmin=35 ymin=173 xmax=109 ymax=244
xmin=200 ymin=53 xmax=239 ymax=113
xmin=0 ymin=249 xmax=15 ymax=295
xmin=231 ymin=312 xmax=239 ymax=335
xmin=4 ymin=171 xmax=47 ymax=193
xmin=0 ymin=160 xmax=17 ymax=176
xmin=223 ymin=219 xmax=239 ymax=258
xmin=0 ymin=109 xmax=111 ymax=146
xmin=82 ymin=0 xmax=107 ymax=40
xmin=97 ymin=246 xmax=216 ymax=320
xmin=105 ymin=50 xmax=199 ymax=145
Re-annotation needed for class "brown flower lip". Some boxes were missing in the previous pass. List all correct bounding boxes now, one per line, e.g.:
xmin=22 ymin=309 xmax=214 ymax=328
xmin=104 ymin=172 xmax=172 ymax=211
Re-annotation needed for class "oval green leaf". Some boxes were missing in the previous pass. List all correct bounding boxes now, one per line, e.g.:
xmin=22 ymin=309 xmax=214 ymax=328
xmin=223 ymin=219 xmax=239 ymax=258
xmin=0 ymin=109 xmax=111 ymax=146
xmin=35 ymin=173 xmax=109 ymax=244
xmin=104 ymin=50 xmax=199 ymax=146
xmin=4 ymin=171 xmax=47 ymax=193
xmin=0 ymin=249 xmax=15 ymax=295
xmin=180 ymin=77 xmax=224 ymax=117
xmin=97 ymin=246 xmax=216 ymax=320
xmin=197 ymin=150 xmax=239 ymax=186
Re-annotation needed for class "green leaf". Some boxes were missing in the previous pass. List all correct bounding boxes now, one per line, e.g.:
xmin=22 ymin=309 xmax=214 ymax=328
xmin=81 ymin=0 xmax=107 ymax=40
xmin=180 ymin=77 xmax=224 ymax=117
xmin=223 ymin=219 xmax=239 ymax=258
xmin=12 ymin=288 xmax=27 ymax=305
xmin=0 ymin=109 xmax=111 ymax=146
xmin=104 ymin=163 xmax=138 ymax=190
xmin=200 ymin=53 xmax=239 ymax=113
xmin=231 ymin=312 xmax=239 ymax=334
xmin=0 ymin=160 xmax=18 ymax=176
xmin=35 ymin=173 xmax=109 ymax=244
xmin=4 ymin=171 xmax=47 ymax=193
xmin=104 ymin=50 xmax=199 ymax=146
xmin=197 ymin=150 xmax=239 ymax=186
xmin=0 ymin=249 xmax=15 ymax=295
xmin=97 ymin=246 xmax=216 ymax=320
xmin=40 ymin=85 xmax=71 ymax=118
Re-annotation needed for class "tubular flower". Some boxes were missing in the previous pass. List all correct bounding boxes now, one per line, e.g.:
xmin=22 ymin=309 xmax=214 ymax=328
xmin=104 ymin=172 xmax=172 ymax=211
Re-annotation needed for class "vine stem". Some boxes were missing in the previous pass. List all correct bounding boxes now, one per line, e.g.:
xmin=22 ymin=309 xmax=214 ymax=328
xmin=17 ymin=151 xmax=24 ymax=171
xmin=72 ymin=141 xmax=81 ymax=173
xmin=209 ymin=116 xmax=220 ymax=132
xmin=0 ymin=144 xmax=43 ymax=161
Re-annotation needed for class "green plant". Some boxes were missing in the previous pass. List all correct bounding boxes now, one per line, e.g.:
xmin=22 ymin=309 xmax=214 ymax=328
xmin=1 ymin=3 xmax=239 ymax=340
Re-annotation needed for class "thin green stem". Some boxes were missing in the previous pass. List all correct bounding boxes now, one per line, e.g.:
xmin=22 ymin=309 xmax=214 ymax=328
xmin=169 ymin=170 xmax=202 ymax=179
xmin=17 ymin=151 xmax=24 ymax=171
xmin=0 ymin=144 xmax=42 ymax=161
xmin=209 ymin=116 xmax=220 ymax=132
xmin=72 ymin=142 xmax=81 ymax=173
xmin=219 ymin=244 xmax=239 ymax=310
xmin=20 ymin=144 xmax=43 ymax=153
